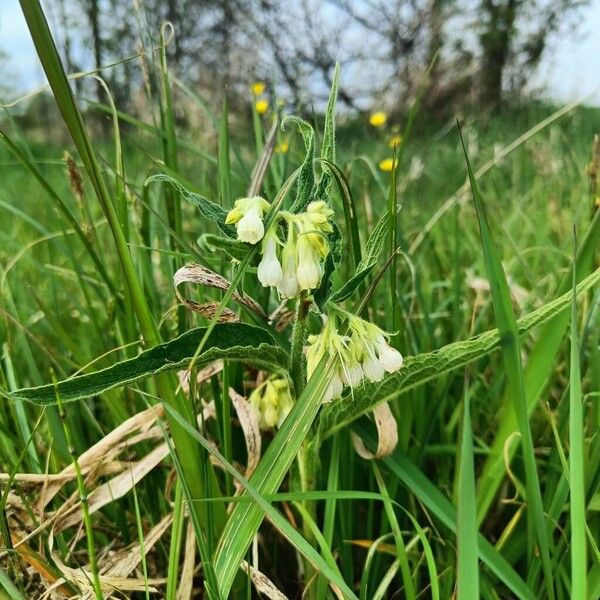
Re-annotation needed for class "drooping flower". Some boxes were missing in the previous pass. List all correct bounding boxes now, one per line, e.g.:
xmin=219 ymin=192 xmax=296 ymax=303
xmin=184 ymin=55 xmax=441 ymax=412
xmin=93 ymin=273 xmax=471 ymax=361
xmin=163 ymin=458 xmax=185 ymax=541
xmin=255 ymin=99 xmax=269 ymax=114
xmin=369 ymin=111 xmax=387 ymax=127
xmin=277 ymin=233 xmax=299 ymax=298
xmin=257 ymin=232 xmax=283 ymax=287
xmin=296 ymin=235 xmax=322 ymax=290
xmin=225 ymin=196 xmax=270 ymax=244
xmin=250 ymin=378 xmax=294 ymax=429
xmin=251 ymin=81 xmax=266 ymax=96
xmin=379 ymin=158 xmax=394 ymax=172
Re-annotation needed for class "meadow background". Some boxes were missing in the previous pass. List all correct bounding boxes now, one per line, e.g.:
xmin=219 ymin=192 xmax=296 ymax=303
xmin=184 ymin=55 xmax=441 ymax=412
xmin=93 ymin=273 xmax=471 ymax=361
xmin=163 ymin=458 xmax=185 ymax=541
xmin=0 ymin=1 xmax=600 ymax=599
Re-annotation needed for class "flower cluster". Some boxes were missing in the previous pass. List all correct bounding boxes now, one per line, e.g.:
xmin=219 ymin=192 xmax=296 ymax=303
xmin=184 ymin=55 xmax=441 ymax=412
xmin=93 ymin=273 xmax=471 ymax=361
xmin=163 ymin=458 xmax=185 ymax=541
xmin=249 ymin=377 xmax=294 ymax=429
xmin=226 ymin=196 xmax=334 ymax=298
xmin=306 ymin=312 xmax=403 ymax=403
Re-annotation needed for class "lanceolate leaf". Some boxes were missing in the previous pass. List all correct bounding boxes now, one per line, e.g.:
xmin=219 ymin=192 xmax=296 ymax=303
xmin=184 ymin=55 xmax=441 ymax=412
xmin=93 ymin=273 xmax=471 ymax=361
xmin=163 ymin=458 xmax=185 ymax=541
xmin=145 ymin=173 xmax=235 ymax=237
xmin=283 ymin=116 xmax=315 ymax=213
xmin=3 ymin=324 xmax=288 ymax=405
xmin=318 ymin=266 xmax=600 ymax=439
xmin=198 ymin=233 xmax=250 ymax=262
xmin=316 ymin=63 xmax=339 ymax=200
xmin=331 ymin=210 xmax=390 ymax=303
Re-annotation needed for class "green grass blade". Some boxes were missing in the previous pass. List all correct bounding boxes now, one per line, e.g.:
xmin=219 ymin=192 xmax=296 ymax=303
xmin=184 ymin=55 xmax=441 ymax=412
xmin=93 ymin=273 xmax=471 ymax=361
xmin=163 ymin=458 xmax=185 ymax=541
xmin=459 ymin=124 xmax=555 ymax=600
xmin=476 ymin=208 xmax=600 ymax=522
xmin=354 ymin=424 xmax=535 ymax=600
xmin=212 ymin=358 xmax=333 ymax=596
xmin=569 ymin=233 xmax=587 ymax=599
xmin=319 ymin=265 xmax=600 ymax=439
xmin=456 ymin=385 xmax=479 ymax=599
xmin=162 ymin=392 xmax=358 ymax=599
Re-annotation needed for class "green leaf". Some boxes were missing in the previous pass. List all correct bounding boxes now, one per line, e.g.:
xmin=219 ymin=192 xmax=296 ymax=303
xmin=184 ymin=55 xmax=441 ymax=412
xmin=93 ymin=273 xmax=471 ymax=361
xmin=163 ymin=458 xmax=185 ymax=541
xmin=354 ymin=424 xmax=536 ymax=600
xmin=162 ymin=398 xmax=358 ymax=599
xmin=283 ymin=116 xmax=315 ymax=213
xmin=568 ymin=235 xmax=587 ymax=600
xmin=145 ymin=173 xmax=235 ymax=237
xmin=316 ymin=63 xmax=339 ymax=199
xmin=318 ymin=265 xmax=600 ymax=439
xmin=330 ymin=210 xmax=389 ymax=303
xmin=198 ymin=233 xmax=250 ymax=262
xmin=456 ymin=388 xmax=479 ymax=599
xmin=212 ymin=359 xmax=334 ymax=597
xmin=3 ymin=324 xmax=288 ymax=405
xmin=476 ymin=206 xmax=600 ymax=522
xmin=459 ymin=125 xmax=555 ymax=600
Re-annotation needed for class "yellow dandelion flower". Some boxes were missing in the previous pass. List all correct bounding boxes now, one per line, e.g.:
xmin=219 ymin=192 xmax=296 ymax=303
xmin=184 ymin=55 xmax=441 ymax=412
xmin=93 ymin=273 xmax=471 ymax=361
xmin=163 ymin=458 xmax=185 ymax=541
xmin=379 ymin=158 xmax=395 ymax=172
xmin=388 ymin=135 xmax=403 ymax=148
xmin=369 ymin=111 xmax=387 ymax=127
xmin=251 ymin=82 xmax=266 ymax=95
xmin=255 ymin=99 xmax=269 ymax=114
xmin=275 ymin=141 xmax=289 ymax=153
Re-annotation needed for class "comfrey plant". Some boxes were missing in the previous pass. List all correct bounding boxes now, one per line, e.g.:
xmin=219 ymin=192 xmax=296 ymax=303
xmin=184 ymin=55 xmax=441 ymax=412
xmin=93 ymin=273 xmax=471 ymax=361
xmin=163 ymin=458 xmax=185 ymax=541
xmin=224 ymin=183 xmax=403 ymax=427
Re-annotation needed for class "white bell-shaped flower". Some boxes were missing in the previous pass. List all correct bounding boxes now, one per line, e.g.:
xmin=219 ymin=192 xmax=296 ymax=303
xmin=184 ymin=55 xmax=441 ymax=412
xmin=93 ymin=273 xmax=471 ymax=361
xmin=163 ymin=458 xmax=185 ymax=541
xmin=362 ymin=356 xmax=385 ymax=382
xmin=323 ymin=374 xmax=344 ymax=403
xmin=278 ymin=239 xmax=299 ymax=298
xmin=377 ymin=339 xmax=403 ymax=373
xmin=225 ymin=196 xmax=270 ymax=244
xmin=340 ymin=362 xmax=363 ymax=388
xmin=257 ymin=235 xmax=283 ymax=287
xmin=296 ymin=236 xmax=322 ymax=290
xmin=237 ymin=204 xmax=265 ymax=244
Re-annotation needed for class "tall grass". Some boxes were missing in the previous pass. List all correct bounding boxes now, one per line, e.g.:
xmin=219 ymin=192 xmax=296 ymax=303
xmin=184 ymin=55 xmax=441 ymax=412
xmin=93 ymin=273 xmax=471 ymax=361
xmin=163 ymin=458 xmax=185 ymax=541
xmin=0 ymin=2 xmax=599 ymax=598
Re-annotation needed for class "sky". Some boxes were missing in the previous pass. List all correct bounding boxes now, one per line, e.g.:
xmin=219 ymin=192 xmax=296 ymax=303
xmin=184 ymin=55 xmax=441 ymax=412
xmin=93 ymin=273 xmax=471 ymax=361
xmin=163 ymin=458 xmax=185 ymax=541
xmin=2 ymin=0 xmax=600 ymax=107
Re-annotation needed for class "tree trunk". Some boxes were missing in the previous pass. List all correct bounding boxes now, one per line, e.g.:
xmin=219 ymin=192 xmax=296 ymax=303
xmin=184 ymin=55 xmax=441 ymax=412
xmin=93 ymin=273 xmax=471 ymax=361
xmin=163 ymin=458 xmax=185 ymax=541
xmin=478 ymin=0 xmax=518 ymax=110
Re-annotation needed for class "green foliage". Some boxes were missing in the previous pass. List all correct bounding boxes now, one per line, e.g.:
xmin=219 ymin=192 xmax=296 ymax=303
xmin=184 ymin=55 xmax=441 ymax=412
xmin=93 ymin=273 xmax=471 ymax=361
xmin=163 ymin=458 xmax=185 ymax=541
xmin=1 ymin=10 xmax=599 ymax=599
xmin=2 ymin=324 xmax=288 ymax=405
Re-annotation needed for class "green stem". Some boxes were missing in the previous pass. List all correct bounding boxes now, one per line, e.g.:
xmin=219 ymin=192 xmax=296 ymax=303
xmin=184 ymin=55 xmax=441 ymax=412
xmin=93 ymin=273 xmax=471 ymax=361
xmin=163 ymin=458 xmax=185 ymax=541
xmin=289 ymin=295 xmax=309 ymax=397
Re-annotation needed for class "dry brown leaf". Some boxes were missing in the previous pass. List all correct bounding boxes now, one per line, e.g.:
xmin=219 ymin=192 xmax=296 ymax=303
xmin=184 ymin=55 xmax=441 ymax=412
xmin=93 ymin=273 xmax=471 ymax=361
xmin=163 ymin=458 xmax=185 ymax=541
xmin=351 ymin=402 xmax=398 ymax=459
xmin=56 ymin=443 xmax=170 ymax=532
xmin=229 ymin=388 xmax=261 ymax=478
xmin=178 ymin=361 xmax=224 ymax=395
xmin=176 ymin=519 xmax=196 ymax=600
xmin=174 ymin=263 xmax=266 ymax=319
xmin=241 ymin=560 xmax=289 ymax=600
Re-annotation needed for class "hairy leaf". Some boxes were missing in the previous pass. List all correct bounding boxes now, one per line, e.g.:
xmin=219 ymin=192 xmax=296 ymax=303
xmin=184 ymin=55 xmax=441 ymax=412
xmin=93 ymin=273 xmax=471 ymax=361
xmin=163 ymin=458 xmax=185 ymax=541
xmin=331 ymin=210 xmax=390 ymax=303
xmin=145 ymin=173 xmax=235 ymax=237
xmin=283 ymin=116 xmax=315 ymax=213
xmin=3 ymin=324 xmax=288 ymax=405
xmin=318 ymin=266 xmax=600 ymax=438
